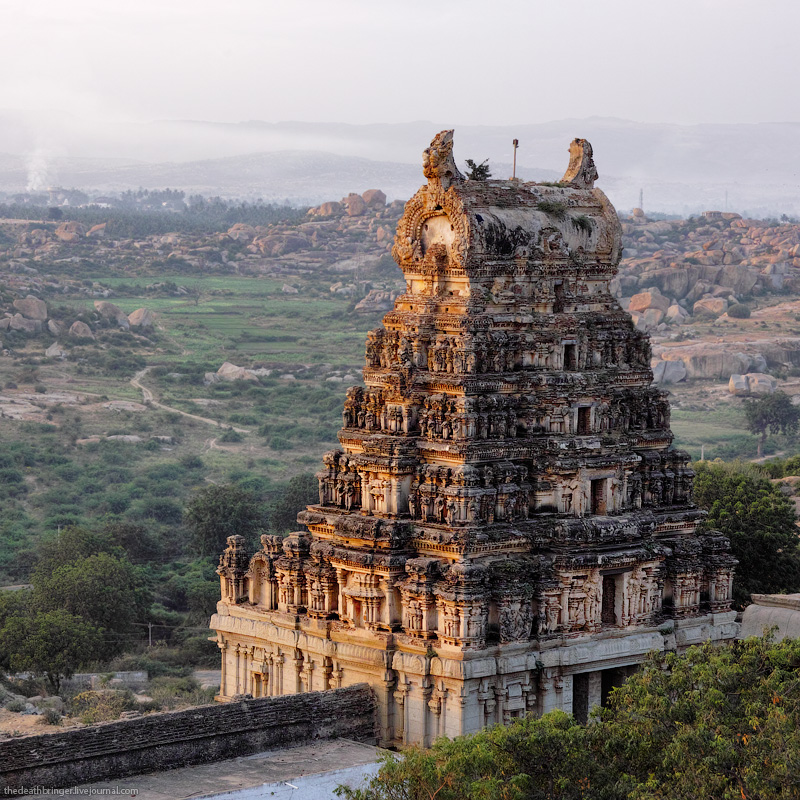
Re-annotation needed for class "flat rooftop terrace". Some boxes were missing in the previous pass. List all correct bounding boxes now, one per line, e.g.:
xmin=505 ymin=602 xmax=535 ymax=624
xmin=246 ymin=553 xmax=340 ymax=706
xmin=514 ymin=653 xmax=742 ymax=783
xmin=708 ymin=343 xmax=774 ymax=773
xmin=77 ymin=739 xmax=385 ymax=800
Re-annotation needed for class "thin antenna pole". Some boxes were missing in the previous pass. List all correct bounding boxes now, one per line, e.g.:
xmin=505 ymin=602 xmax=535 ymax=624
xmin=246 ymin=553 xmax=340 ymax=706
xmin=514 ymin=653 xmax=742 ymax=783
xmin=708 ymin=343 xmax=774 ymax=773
xmin=512 ymin=139 xmax=519 ymax=180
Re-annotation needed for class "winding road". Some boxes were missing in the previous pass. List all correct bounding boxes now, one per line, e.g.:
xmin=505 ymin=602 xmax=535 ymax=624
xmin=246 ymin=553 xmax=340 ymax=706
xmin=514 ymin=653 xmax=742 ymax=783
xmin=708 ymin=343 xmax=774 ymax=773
xmin=130 ymin=368 xmax=250 ymax=434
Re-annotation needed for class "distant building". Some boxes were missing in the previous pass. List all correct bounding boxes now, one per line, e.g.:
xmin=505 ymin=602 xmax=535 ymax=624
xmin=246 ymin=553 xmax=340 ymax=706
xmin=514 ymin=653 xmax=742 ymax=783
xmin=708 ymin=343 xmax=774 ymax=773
xmin=211 ymin=131 xmax=738 ymax=746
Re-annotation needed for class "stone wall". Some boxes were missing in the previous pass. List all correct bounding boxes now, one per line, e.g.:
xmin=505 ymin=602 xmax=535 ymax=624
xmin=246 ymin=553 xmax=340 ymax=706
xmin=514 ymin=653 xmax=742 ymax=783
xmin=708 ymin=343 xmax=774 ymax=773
xmin=0 ymin=684 xmax=376 ymax=790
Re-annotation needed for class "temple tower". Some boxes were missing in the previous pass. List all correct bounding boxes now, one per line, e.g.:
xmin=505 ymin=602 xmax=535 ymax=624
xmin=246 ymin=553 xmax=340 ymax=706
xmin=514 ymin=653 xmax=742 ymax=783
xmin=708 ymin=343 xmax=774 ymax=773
xmin=211 ymin=131 xmax=737 ymax=745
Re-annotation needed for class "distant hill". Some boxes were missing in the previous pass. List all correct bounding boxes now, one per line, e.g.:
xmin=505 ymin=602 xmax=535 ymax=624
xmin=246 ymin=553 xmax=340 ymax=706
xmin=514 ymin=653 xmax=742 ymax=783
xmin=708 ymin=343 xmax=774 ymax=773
xmin=0 ymin=114 xmax=799 ymax=214
xmin=0 ymin=150 xmax=560 ymax=207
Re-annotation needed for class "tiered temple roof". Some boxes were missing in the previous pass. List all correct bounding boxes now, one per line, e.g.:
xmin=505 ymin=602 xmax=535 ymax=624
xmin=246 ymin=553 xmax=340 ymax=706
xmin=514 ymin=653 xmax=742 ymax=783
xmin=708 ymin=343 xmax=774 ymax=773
xmin=212 ymin=131 xmax=737 ymax=744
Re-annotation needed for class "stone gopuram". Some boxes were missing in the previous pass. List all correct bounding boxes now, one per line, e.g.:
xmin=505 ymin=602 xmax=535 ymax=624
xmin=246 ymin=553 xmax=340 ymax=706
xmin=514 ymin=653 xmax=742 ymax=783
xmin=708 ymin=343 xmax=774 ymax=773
xmin=211 ymin=131 xmax=738 ymax=745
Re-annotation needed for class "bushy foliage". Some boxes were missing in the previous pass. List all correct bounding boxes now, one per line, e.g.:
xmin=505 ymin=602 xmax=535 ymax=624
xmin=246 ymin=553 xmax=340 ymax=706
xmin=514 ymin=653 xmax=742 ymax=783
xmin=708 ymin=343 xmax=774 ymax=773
xmin=464 ymin=159 xmax=491 ymax=180
xmin=38 ymin=707 xmax=63 ymax=725
xmin=0 ymin=198 xmax=304 ymax=238
xmin=693 ymin=460 xmax=800 ymax=605
xmin=185 ymin=483 xmax=268 ymax=556
xmin=268 ymin=473 xmax=318 ymax=534
xmin=0 ymin=527 xmax=152 ymax=689
xmin=0 ymin=610 xmax=103 ymax=694
xmin=340 ymin=637 xmax=800 ymax=800
xmin=743 ymin=391 xmax=800 ymax=457
xmin=727 ymin=303 xmax=751 ymax=318
xmin=70 ymin=689 xmax=136 ymax=724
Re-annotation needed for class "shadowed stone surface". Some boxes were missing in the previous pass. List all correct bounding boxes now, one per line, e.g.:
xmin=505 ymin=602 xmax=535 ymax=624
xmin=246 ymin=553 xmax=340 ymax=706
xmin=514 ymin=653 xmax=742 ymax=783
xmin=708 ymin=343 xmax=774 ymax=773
xmin=77 ymin=739 xmax=384 ymax=800
xmin=0 ymin=685 xmax=375 ymax=790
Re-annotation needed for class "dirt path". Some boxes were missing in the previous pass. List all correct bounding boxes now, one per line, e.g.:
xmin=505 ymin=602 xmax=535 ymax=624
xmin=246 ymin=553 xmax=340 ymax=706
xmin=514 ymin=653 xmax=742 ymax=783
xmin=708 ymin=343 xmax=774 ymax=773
xmin=130 ymin=369 xmax=250 ymax=434
xmin=752 ymin=451 xmax=785 ymax=464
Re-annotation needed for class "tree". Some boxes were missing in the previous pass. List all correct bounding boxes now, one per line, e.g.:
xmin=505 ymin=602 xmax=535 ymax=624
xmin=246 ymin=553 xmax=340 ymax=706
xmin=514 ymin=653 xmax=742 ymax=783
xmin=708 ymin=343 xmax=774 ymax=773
xmin=596 ymin=637 xmax=800 ymax=800
xmin=743 ymin=391 xmax=800 ymax=457
xmin=33 ymin=525 xmax=123 ymax=577
xmin=693 ymin=460 xmax=800 ymax=606
xmin=102 ymin=521 xmax=162 ymax=563
xmin=31 ymin=526 xmax=151 ymax=658
xmin=185 ymin=483 xmax=268 ymax=556
xmin=269 ymin=473 xmax=318 ymax=534
xmin=464 ymin=159 xmax=492 ymax=181
xmin=338 ymin=636 xmax=800 ymax=800
xmin=0 ymin=609 xmax=102 ymax=694
xmin=34 ymin=554 xmax=146 ymax=634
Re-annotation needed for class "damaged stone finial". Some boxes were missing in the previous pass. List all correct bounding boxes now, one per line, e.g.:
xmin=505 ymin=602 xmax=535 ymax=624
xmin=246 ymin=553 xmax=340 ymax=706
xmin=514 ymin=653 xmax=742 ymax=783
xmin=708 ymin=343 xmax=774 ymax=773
xmin=561 ymin=138 xmax=598 ymax=189
xmin=423 ymin=130 xmax=464 ymax=191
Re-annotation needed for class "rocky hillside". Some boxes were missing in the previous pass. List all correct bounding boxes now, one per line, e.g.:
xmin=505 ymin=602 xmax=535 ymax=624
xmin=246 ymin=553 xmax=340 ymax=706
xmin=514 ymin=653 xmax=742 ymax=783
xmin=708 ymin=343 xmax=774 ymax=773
xmin=5 ymin=196 xmax=800 ymax=390
xmin=609 ymin=210 xmax=800 ymax=387
xmin=617 ymin=210 xmax=800 ymax=327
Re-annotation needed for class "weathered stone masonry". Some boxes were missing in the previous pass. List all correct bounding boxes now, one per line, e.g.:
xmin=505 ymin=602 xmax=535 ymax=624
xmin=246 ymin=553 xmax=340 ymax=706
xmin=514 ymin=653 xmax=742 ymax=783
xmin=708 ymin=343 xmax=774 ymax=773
xmin=0 ymin=685 xmax=376 ymax=790
xmin=211 ymin=131 xmax=738 ymax=746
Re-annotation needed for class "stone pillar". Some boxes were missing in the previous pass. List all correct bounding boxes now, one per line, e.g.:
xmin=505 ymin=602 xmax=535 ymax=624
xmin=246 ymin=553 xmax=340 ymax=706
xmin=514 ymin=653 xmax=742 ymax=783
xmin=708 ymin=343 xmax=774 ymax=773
xmin=303 ymin=654 xmax=314 ymax=692
xmin=560 ymin=586 xmax=570 ymax=627
xmin=394 ymin=679 xmax=410 ymax=745
xmin=421 ymin=678 xmax=433 ymax=747
xmin=493 ymin=686 xmax=505 ymax=727
xmin=293 ymin=650 xmax=304 ymax=693
xmin=391 ymin=477 xmax=403 ymax=515
xmin=246 ymin=647 xmax=254 ymax=694
xmin=588 ymin=671 xmax=602 ymax=713
xmin=378 ymin=672 xmax=396 ymax=746
xmin=381 ymin=578 xmax=396 ymax=627
xmin=275 ymin=652 xmax=284 ymax=695
xmin=234 ymin=645 xmax=242 ymax=694
xmin=558 ymin=675 xmax=573 ymax=715
xmin=335 ymin=568 xmax=347 ymax=619
xmin=540 ymin=671 xmax=560 ymax=715
xmin=218 ymin=640 xmax=228 ymax=697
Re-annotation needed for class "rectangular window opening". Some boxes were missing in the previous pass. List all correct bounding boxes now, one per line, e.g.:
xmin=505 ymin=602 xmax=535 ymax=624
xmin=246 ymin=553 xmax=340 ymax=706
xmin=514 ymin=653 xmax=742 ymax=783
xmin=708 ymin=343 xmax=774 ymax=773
xmin=564 ymin=343 xmax=577 ymax=370
xmin=591 ymin=478 xmax=606 ymax=514
xmin=601 ymin=575 xmax=617 ymax=625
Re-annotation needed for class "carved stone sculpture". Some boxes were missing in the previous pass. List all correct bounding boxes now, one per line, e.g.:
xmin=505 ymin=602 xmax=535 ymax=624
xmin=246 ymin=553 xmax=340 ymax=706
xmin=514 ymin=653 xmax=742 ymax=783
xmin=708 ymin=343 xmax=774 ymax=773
xmin=212 ymin=131 xmax=737 ymax=747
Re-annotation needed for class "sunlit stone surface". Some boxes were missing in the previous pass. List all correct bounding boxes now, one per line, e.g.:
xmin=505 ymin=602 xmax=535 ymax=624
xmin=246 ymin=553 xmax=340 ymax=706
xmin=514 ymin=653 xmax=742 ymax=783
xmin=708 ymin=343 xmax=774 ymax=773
xmin=211 ymin=131 xmax=737 ymax=745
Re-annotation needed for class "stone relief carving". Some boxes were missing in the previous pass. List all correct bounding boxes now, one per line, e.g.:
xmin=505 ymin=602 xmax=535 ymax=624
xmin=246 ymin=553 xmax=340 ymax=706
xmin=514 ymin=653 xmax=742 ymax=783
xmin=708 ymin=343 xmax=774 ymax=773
xmin=213 ymin=130 xmax=736 ymax=732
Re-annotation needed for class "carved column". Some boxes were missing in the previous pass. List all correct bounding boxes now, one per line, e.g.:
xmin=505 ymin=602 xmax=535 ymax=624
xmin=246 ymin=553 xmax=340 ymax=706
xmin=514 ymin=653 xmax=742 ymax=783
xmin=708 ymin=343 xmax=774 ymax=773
xmin=218 ymin=640 xmax=227 ymax=697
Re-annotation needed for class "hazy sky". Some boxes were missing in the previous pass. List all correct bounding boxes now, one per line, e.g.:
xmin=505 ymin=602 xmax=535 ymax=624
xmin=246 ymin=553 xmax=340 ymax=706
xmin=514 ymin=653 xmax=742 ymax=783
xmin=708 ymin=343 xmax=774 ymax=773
xmin=2 ymin=0 xmax=799 ymax=127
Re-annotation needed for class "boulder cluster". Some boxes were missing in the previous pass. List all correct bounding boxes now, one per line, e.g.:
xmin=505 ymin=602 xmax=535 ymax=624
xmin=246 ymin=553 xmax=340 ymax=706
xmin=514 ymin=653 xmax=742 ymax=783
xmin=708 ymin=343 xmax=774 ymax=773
xmin=0 ymin=294 xmax=154 ymax=354
xmin=617 ymin=210 xmax=800 ymax=332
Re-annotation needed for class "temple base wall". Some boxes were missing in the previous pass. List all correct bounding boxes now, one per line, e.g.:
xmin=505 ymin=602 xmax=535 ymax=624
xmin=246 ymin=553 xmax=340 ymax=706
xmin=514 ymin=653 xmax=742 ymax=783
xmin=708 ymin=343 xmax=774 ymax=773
xmin=211 ymin=607 xmax=738 ymax=746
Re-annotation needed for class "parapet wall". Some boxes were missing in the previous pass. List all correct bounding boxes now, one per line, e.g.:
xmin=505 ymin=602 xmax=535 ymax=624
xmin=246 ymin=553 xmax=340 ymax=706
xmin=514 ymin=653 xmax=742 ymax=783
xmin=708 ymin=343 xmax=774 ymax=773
xmin=0 ymin=684 xmax=377 ymax=790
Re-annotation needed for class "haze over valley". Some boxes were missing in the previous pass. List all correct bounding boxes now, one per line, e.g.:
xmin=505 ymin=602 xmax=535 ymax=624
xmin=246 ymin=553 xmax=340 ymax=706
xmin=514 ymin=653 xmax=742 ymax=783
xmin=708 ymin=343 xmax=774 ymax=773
xmin=3 ymin=115 xmax=800 ymax=215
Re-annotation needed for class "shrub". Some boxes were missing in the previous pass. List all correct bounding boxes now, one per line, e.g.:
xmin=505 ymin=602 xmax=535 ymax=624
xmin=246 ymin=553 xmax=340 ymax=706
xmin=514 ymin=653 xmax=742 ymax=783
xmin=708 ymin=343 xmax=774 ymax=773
xmin=536 ymin=200 xmax=567 ymax=218
xmin=147 ymin=676 xmax=215 ymax=709
xmin=5 ymin=699 xmax=25 ymax=712
xmin=70 ymin=689 xmax=135 ymax=724
xmin=727 ymin=303 xmax=751 ymax=318
xmin=38 ymin=707 xmax=62 ymax=725
xmin=571 ymin=214 xmax=593 ymax=234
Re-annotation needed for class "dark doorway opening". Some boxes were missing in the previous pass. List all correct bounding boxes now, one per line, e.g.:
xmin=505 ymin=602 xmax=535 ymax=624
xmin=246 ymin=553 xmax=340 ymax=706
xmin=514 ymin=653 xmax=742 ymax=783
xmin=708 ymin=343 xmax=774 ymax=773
xmin=601 ymin=575 xmax=617 ymax=625
xmin=601 ymin=666 xmax=634 ymax=707
xmin=591 ymin=478 xmax=606 ymax=514
xmin=573 ymin=673 xmax=589 ymax=724
xmin=564 ymin=343 xmax=577 ymax=370
xmin=554 ymin=281 xmax=565 ymax=313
